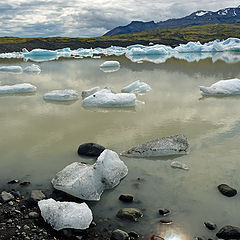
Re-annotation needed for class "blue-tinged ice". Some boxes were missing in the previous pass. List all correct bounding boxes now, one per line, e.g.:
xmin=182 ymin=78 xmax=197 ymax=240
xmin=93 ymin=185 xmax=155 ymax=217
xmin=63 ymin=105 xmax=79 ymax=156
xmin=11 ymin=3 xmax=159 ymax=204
xmin=121 ymin=80 xmax=152 ymax=93
xmin=43 ymin=89 xmax=79 ymax=101
xmin=0 ymin=83 xmax=37 ymax=94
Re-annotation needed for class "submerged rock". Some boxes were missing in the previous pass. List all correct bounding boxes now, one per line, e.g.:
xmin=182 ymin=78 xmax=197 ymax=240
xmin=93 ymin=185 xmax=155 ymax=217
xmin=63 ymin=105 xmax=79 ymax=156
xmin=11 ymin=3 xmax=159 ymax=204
xmin=217 ymin=184 xmax=237 ymax=197
xmin=111 ymin=229 xmax=129 ymax=240
xmin=82 ymin=89 xmax=136 ymax=108
xmin=119 ymin=194 xmax=134 ymax=202
xmin=0 ymin=83 xmax=37 ymax=94
xmin=52 ymin=149 xmax=128 ymax=200
xmin=121 ymin=135 xmax=189 ymax=157
xmin=81 ymin=86 xmax=100 ymax=99
xmin=116 ymin=208 xmax=143 ymax=222
xmin=216 ymin=225 xmax=240 ymax=239
xmin=24 ymin=64 xmax=41 ymax=72
xmin=43 ymin=89 xmax=79 ymax=101
xmin=100 ymin=61 xmax=120 ymax=68
xmin=204 ymin=221 xmax=217 ymax=230
xmin=170 ymin=161 xmax=189 ymax=170
xmin=121 ymin=80 xmax=152 ymax=93
xmin=0 ymin=65 xmax=22 ymax=72
xmin=200 ymin=78 xmax=240 ymax=96
xmin=77 ymin=143 xmax=105 ymax=157
xmin=38 ymin=198 xmax=93 ymax=231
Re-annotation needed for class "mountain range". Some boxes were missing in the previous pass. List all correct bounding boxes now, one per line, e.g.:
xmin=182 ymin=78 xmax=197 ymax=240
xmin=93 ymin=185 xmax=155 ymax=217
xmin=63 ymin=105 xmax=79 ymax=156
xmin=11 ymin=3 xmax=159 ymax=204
xmin=104 ymin=6 xmax=240 ymax=36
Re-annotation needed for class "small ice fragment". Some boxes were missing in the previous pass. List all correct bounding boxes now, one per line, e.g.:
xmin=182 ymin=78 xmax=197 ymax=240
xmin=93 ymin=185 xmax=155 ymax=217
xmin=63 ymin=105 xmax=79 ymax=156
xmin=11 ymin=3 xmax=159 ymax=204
xmin=43 ymin=89 xmax=79 ymax=101
xmin=81 ymin=86 xmax=100 ymax=98
xmin=24 ymin=64 xmax=41 ymax=72
xmin=100 ymin=61 xmax=120 ymax=68
xmin=0 ymin=66 xmax=22 ymax=72
xmin=121 ymin=80 xmax=152 ymax=93
xmin=0 ymin=83 xmax=37 ymax=94
xmin=171 ymin=161 xmax=189 ymax=170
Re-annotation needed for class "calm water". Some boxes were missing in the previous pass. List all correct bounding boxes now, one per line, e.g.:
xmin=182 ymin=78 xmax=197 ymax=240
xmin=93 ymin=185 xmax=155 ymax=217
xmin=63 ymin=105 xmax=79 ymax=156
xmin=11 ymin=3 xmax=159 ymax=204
xmin=1 ymin=56 xmax=240 ymax=239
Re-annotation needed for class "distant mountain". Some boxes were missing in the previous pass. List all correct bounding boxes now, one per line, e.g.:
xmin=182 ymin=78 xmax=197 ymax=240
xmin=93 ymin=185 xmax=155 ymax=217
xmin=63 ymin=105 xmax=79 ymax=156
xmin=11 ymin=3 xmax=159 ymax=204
xmin=104 ymin=6 xmax=240 ymax=36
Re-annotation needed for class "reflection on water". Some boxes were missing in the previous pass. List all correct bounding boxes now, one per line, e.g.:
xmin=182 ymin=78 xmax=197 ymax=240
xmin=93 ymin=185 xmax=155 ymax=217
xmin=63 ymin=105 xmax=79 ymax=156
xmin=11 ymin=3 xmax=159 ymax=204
xmin=1 ymin=57 xmax=240 ymax=239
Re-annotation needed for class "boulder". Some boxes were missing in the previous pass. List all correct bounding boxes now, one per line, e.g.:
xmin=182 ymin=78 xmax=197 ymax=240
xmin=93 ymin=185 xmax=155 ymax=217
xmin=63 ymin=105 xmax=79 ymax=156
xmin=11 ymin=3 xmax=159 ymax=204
xmin=116 ymin=208 xmax=143 ymax=222
xmin=121 ymin=135 xmax=189 ymax=157
xmin=77 ymin=143 xmax=105 ymax=157
xmin=217 ymin=184 xmax=237 ymax=197
xmin=216 ymin=225 xmax=240 ymax=239
xmin=38 ymin=198 xmax=93 ymax=231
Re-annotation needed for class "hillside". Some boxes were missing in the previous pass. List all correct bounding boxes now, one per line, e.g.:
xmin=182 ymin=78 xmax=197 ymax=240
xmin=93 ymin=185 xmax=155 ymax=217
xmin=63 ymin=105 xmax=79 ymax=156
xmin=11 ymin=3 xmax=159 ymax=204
xmin=1 ymin=24 xmax=240 ymax=53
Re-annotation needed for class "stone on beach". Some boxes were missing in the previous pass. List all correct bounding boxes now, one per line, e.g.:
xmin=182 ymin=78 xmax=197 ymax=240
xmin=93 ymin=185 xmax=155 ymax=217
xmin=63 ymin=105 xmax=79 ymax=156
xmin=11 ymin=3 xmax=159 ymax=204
xmin=171 ymin=161 xmax=189 ymax=170
xmin=81 ymin=86 xmax=100 ymax=98
xmin=121 ymin=134 xmax=189 ymax=157
xmin=82 ymin=89 xmax=136 ymax=108
xmin=116 ymin=208 xmax=143 ymax=222
xmin=43 ymin=89 xmax=79 ymax=101
xmin=121 ymin=80 xmax=152 ymax=93
xmin=0 ymin=83 xmax=37 ymax=94
xmin=100 ymin=61 xmax=120 ymax=68
xmin=24 ymin=64 xmax=41 ymax=72
xmin=0 ymin=66 xmax=22 ymax=72
xmin=38 ymin=198 xmax=93 ymax=231
xmin=52 ymin=149 xmax=128 ymax=200
xmin=77 ymin=142 xmax=105 ymax=157
xmin=200 ymin=78 xmax=240 ymax=96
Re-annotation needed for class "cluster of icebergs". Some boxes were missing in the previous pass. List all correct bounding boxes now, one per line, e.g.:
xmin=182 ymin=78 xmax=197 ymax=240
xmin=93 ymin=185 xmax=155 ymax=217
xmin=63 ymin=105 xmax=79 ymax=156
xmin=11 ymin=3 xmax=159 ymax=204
xmin=1 ymin=38 xmax=240 ymax=64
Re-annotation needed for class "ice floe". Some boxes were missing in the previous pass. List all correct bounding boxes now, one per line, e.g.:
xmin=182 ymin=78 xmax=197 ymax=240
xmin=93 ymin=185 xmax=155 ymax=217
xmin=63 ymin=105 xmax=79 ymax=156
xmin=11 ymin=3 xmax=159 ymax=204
xmin=121 ymin=135 xmax=189 ymax=157
xmin=200 ymin=78 xmax=240 ymax=96
xmin=24 ymin=64 xmax=41 ymax=72
xmin=81 ymin=86 xmax=100 ymax=99
xmin=52 ymin=149 xmax=128 ymax=201
xmin=38 ymin=199 xmax=93 ymax=230
xmin=171 ymin=161 xmax=189 ymax=170
xmin=0 ymin=83 xmax=37 ymax=94
xmin=0 ymin=66 xmax=22 ymax=72
xmin=43 ymin=89 xmax=79 ymax=101
xmin=121 ymin=80 xmax=152 ymax=93
xmin=82 ymin=88 xmax=136 ymax=108
xmin=100 ymin=61 xmax=120 ymax=68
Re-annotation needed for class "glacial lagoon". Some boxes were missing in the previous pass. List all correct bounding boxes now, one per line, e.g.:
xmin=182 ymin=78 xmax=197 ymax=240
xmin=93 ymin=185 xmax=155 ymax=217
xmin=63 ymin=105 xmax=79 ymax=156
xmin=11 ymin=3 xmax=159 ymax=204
xmin=1 ymin=53 xmax=240 ymax=239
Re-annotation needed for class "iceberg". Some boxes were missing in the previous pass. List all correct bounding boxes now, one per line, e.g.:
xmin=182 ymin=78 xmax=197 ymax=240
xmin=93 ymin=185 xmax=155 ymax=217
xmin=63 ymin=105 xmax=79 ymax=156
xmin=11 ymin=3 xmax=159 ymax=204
xmin=200 ymin=78 xmax=240 ymax=96
xmin=82 ymin=89 xmax=136 ymax=108
xmin=171 ymin=161 xmax=189 ymax=170
xmin=43 ymin=89 xmax=79 ymax=101
xmin=121 ymin=80 xmax=152 ymax=93
xmin=81 ymin=86 xmax=100 ymax=99
xmin=121 ymin=135 xmax=189 ymax=157
xmin=23 ymin=48 xmax=58 ymax=57
xmin=38 ymin=199 xmax=93 ymax=230
xmin=0 ymin=66 xmax=22 ymax=72
xmin=24 ymin=64 xmax=41 ymax=72
xmin=0 ymin=83 xmax=37 ymax=94
xmin=100 ymin=61 xmax=120 ymax=68
xmin=52 ymin=149 xmax=128 ymax=201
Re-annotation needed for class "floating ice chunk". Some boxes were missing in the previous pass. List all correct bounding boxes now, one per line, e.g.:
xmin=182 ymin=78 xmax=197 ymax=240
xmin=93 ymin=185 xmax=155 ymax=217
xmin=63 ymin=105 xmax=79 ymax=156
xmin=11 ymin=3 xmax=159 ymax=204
xmin=81 ymin=86 xmax=100 ymax=98
xmin=200 ymin=78 xmax=240 ymax=96
xmin=38 ymin=199 xmax=93 ymax=230
xmin=121 ymin=135 xmax=189 ymax=157
xmin=43 ymin=89 xmax=79 ymax=101
xmin=0 ymin=66 xmax=22 ymax=72
xmin=52 ymin=149 xmax=128 ymax=200
xmin=100 ymin=61 xmax=120 ymax=68
xmin=121 ymin=80 xmax=152 ymax=93
xmin=24 ymin=64 xmax=41 ymax=72
xmin=0 ymin=83 xmax=37 ymax=94
xmin=82 ymin=89 xmax=136 ymax=108
xmin=171 ymin=161 xmax=189 ymax=170
xmin=23 ymin=48 xmax=57 ymax=57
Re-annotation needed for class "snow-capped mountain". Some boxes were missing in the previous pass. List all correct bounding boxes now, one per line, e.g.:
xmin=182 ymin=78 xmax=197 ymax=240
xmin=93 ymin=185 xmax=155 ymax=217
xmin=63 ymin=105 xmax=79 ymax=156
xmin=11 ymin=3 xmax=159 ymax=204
xmin=104 ymin=6 xmax=240 ymax=36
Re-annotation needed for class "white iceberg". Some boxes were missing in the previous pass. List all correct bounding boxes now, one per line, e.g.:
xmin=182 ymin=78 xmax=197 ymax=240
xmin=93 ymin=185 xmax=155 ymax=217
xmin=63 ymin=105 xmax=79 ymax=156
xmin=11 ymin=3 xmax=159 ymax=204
xmin=171 ymin=161 xmax=189 ymax=170
xmin=82 ymin=89 xmax=136 ymax=108
xmin=0 ymin=83 xmax=37 ymax=94
xmin=23 ymin=48 xmax=57 ymax=57
xmin=121 ymin=135 xmax=189 ymax=157
xmin=0 ymin=66 xmax=22 ymax=72
xmin=43 ymin=89 xmax=79 ymax=101
xmin=81 ymin=86 xmax=100 ymax=99
xmin=121 ymin=80 xmax=152 ymax=93
xmin=100 ymin=61 xmax=120 ymax=68
xmin=38 ymin=199 xmax=93 ymax=230
xmin=24 ymin=64 xmax=41 ymax=73
xmin=200 ymin=78 xmax=240 ymax=96
xmin=52 ymin=149 xmax=128 ymax=201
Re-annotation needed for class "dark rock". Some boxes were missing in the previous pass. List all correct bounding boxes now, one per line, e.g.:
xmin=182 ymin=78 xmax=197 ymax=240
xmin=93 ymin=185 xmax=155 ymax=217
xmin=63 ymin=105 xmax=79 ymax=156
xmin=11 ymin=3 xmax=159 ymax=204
xmin=77 ymin=143 xmax=105 ymax=157
xmin=111 ymin=229 xmax=129 ymax=240
xmin=8 ymin=180 xmax=20 ymax=184
xmin=204 ymin=221 xmax=217 ymax=230
xmin=20 ymin=181 xmax=31 ymax=186
xmin=119 ymin=194 xmax=134 ymax=203
xmin=129 ymin=231 xmax=139 ymax=238
xmin=30 ymin=190 xmax=46 ymax=202
xmin=1 ymin=191 xmax=15 ymax=202
xmin=216 ymin=225 xmax=240 ymax=239
xmin=159 ymin=219 xmax=173 ymax=225
xmin=158 ymin=208 xmax=170 ymax=216
xmin=217 ymin=184 xmax=237 ymax=197
xmin=116 ymin=208 xmax=143 ymax=222
xmin=149 ymin=235 xmax=164 ymax=240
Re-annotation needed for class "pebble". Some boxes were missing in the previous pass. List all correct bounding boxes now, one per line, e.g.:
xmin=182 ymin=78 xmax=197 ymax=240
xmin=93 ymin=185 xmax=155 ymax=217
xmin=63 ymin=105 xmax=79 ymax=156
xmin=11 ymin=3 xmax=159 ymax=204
xmin=28 ymin=211 xmax=39 ymax=219
xmin=158 ymin=208 xmax=170 ymax=216
xmin=8 ymin=180 xmax=20 ymax=184
xmin=30 ymin=190 xmax=46 ymax=202
xmin=159 ymin=219 xmax=173 ymax=225
xmin=23 ymin=225 xmax=30 ymax=230
xmin=204 ymin=221 xmax=217 ymax=230
xmin=217 ymin=184 xmax=237 ymax=197
xmin=119 ymin=194 xmax=134 ymax=202
xmin=20 ymin=181 xmax=31 ymax=186
xmin=1 ymin=191 xmax=15 ymax=202
xmin=111 ymin=229 xmax=129 ymax=240
xmin=129 ymin=231 xmax=139 ymax=238
xmin=8 ymin=201 xmax=14 ymax=206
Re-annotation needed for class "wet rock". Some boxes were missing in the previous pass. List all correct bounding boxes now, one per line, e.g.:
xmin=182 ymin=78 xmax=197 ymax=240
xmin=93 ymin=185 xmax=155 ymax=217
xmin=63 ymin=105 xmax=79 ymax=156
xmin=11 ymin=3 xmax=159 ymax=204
xmin=8 ymin=201 xmax=14 ymax=206
xmin=217 ymin=184 xmax=237 ymax=197
xmin=77 ymin=142 xmax=105 ymax=157
xmin=121 ymin=135 xmax=189 ymax=157
xmin=159 ymin=219 xmax=173 ymax=225
xmin=8 ymin=179 xmax=20 ymax=184
xmin=149 ymin=235 xmax=164 ymax=240
xmin=129 ymin=231 xmax=139 ymax=239
xmin=20 ymin=181 xmax=31 ymax=186
xmin=28 ymin=211 xmax=39 ymax=219
xmin=111 ymin=229 xmax=129 ymax=240
xmin=1 ymin=191 xmax=15 ymax=202
xmin=30 ymin=190 xmax=46 ymax=202
xmin=204 ymin=221 xmax=217 ymax=230
xmin=216 ymin=225 xmax=240 ymax=239
xmin=158 ymin=208 xmax=170 ymax=216
xmin=116 ymin=208 xmax=143 ymax=222
xmin=119 ymin=194 xmax=134 ymax=202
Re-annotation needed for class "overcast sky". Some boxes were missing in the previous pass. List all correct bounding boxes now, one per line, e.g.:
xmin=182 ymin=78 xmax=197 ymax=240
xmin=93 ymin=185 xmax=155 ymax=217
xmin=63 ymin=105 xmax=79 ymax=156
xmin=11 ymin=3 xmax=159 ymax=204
xmin=1 ymin=0 xmax=239 ymax=38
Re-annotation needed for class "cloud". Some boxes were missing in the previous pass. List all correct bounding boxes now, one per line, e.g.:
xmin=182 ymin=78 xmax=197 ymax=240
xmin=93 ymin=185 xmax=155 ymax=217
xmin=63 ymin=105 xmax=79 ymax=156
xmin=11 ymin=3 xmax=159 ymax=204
xmin=0 ymin=0 xmax=239 ymax=37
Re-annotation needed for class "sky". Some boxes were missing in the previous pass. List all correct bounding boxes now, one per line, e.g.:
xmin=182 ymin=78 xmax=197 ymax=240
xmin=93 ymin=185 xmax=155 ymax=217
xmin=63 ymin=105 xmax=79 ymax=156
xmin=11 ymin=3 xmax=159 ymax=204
xmin=1 ymin=0 xmax=239 ymax=38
